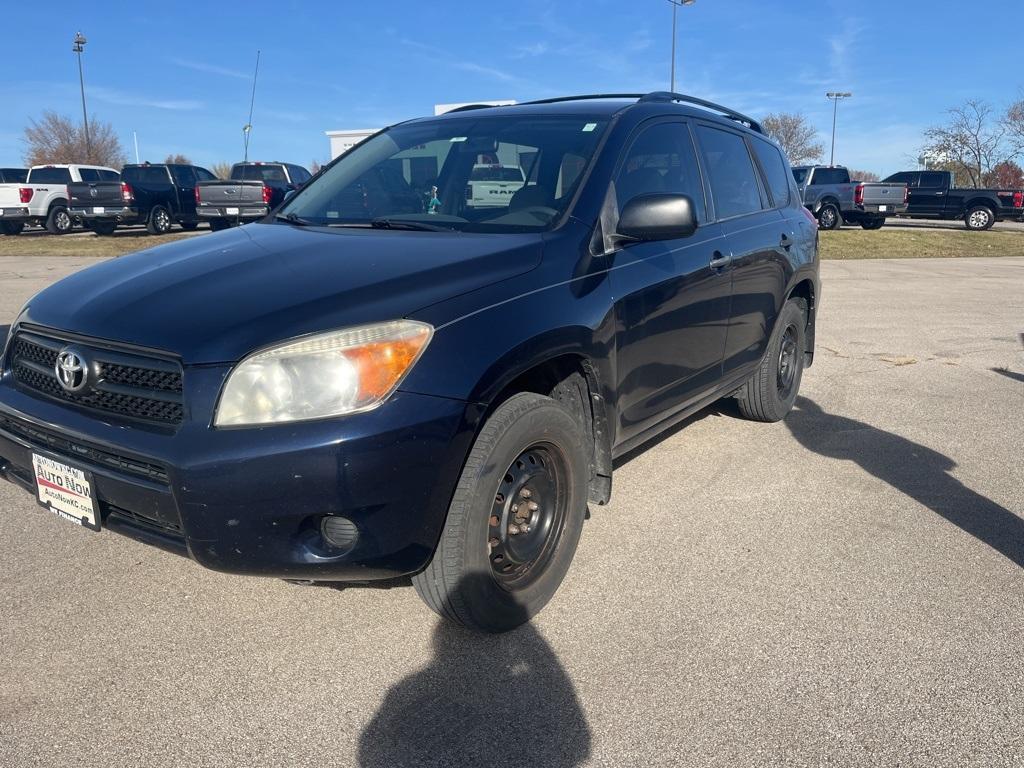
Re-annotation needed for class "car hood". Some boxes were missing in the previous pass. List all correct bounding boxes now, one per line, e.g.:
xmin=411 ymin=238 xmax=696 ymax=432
xmin=21 ymin=223 xmax=543 ymax=364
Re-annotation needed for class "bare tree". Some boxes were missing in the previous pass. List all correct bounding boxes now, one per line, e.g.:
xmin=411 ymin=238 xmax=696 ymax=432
xmin=761 ymin=113 xmax=824 ymax=165
xmin=24 ymin=111 xmax=126 ymax=168
xmin=1005 ymin=97 xmax=1024 ymax=158
xmin=211 ymin=162 xmax=233 ymax=179
xmin=922 ymin=100 xmax=1006 ymax=188
xmin=164 ymin=153 xmax=192 ymax=165
xmin=848 ymin=169 xmax=880 ymax=182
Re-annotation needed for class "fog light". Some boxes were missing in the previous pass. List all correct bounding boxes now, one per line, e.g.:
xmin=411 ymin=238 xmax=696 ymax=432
xmin=321 ymin=515 xmax=359 ymax=551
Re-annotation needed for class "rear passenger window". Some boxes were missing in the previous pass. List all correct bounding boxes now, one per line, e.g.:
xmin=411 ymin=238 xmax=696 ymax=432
xmin=170 ymin=166 xmax=195 ymax=186
xmin=614 ymin=122 xmax=705 ymax=222
xmin=79 ymin=168 xmax=99 ymax=182
xmin=696 ymin=126 xmax=763 ymax=219
xmin=98 ymin=169 xmax=120 ymax=181
xmin=752 ymin=139 xmax=790 ymax=207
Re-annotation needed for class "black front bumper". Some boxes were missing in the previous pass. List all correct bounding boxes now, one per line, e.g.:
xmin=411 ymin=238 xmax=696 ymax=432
xmin=0 ymin=366 xmax=479 ymax=581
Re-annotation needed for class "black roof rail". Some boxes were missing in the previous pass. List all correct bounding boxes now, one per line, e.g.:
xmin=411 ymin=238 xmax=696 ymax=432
xmin=444 ymin=103 xmax=499 ymax=114
xmin=520 ymin=93 xmax=648 ymax=106
xmin=638 ymin=92 xmax=763 ymax=133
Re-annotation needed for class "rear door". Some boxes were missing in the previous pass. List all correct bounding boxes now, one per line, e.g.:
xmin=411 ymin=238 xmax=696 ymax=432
xmin=607 ymin=118 xmax=731 ymax=442
xmin=170 ymin=165 xmax=198 ymax=218
xmin=915 ymin=171 xmax=950 ymax=216
xmin=695 ymin=124 xmax=789 ymax=378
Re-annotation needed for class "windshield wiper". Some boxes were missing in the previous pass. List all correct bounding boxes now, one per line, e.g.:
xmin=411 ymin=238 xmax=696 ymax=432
xmin=369 ymin=217 xmax=453 ymax=232
xmin=275 ymin=212 xmax=316 ymax=226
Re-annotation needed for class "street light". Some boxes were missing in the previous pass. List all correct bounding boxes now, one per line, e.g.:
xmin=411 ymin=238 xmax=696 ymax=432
xmin=826 ymin=91 xmax=852 ymax=166
xmin=667 ymin=0 xmax=696 ymax=92
xmin=72 ymin=31 xmax=91 ymax=162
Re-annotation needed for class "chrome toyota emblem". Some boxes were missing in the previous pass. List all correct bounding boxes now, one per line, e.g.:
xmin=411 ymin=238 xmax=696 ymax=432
xmin=55 ymin=349 xmax=88 ymax=393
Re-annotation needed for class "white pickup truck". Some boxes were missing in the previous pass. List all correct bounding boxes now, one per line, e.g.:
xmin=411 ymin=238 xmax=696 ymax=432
xmin=0 ymin=164 xmax=119 ymax=235
xmin=465 ymin=164 xmax=526 ymax=208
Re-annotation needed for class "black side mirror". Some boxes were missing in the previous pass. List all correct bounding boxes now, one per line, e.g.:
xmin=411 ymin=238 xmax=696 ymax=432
xmin=615 ymin=194 xmax=698 ymax=243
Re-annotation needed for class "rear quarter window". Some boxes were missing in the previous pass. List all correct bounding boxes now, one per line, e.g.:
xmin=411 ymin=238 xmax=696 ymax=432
xmin=752 ymin=139 xmax=791 ymax=207
xmin=123 ymin=166 xmax=172 ymax=184
xmin=98 ymin=169 xmax=120 ymax=181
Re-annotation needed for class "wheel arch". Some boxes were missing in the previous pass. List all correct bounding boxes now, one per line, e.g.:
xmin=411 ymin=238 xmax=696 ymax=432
xmin=964 ymin=198 xmax=996 ymax=215
xmin=784 ymin=276 xmax=817 ymax=365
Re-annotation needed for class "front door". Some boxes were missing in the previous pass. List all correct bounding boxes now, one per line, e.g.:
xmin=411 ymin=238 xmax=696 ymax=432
xmin=914 ymin=171 xmax=950 ymax=216
xmin=608 ymin=119 xmax=732 ymax=444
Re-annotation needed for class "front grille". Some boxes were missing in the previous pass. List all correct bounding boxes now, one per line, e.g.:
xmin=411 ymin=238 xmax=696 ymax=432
xmin=0 ymin=412 xmax=168 ymax=483
xmin=8 ymin=329 xmax=184 ymax=425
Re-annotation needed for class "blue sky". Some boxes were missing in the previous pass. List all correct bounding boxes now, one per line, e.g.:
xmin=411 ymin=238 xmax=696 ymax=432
xmin=2 ymin=0 xmax=1021 ymax=175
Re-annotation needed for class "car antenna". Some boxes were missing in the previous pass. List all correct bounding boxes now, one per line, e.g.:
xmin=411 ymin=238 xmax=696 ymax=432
xmin=242 ymin=50 xmax=260 ymax=163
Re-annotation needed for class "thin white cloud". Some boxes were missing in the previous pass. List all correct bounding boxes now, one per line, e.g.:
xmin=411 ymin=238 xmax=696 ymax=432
xmin=170 ymin=57 xmax=250 ymax=80
xmin=90 ymin=86 xmax=203 ymax=111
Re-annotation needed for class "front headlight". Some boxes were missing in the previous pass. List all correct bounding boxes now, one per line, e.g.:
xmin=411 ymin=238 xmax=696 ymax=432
xmin=214 ymin=320 xmax=433 ymax=426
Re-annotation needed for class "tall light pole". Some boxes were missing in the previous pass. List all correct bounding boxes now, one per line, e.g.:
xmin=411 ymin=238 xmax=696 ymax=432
xmin=826 ymin=91 xmax=852 ymax=165
xmin=72 ymin=32 xmax=91 ymax=162
xmin=668 ymin=0 xmax=696 ymax=92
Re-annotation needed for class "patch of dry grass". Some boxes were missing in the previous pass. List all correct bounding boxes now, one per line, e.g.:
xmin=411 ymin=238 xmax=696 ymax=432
xmin=0 ymin=229 xmax=202 ymax=259
xmin=820 ymin=226 xmax=1024 ymax=260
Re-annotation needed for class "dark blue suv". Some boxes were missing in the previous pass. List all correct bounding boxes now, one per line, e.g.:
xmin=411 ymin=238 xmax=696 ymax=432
xmin=0 ymin=93 xmax=819 ymax=632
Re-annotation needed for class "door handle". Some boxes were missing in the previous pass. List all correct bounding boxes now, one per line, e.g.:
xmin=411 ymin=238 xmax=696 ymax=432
xmin=780 ymin=234 xmax=793 ymax=250
xmin=709 ymin=251 xmax=731 ymax=270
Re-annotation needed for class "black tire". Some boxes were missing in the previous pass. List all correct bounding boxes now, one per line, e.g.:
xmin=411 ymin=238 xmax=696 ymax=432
xmin=146 ymin=206 xmax=173 ymax=235
xmin=816 ymin=202 xmax=842 ymax=230
xmin=45 ymin=204 xmax=73 ymax=234
xmin=965 ymin=205 xmax=994 ymax=231
xmin=413 ymin=392 xmax=589 ymax=633
xmin=180 ymin=221 xmax=199 ymax=231
xmin=91 ymin=221 xmax=117 ymax=236
xmin=0 ymin=221 xmax=24 ymax=236
xmin=208 ymin=218 xmax=231 ymax=232
xmin=860 ymin=217 xmax=885 ymax=230
xmin=736 ymin=298 xmax=808 ymax=422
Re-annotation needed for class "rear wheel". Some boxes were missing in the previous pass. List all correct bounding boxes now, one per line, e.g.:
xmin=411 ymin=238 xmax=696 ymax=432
xmin=146 ymin=206 xmax=173 ymax=235
xmin=92 ymin=221 xmax=117 ymax=236
xmin=860 ymin=217 xmax=885 ymax=230
xmin=45 ymin=205 xmax=73 ymax=234
xmin=0 ymin=221 xmax=24 ymax=236
xmin=736 ymin=298 xmax=807 ymax=422
xmin=965 ymin=205 xmax=994 ymax=231
xmin=413 ymin=393 xmax=589 ymax=633
xmin=816 ymin=202 xmax=842 ymax=230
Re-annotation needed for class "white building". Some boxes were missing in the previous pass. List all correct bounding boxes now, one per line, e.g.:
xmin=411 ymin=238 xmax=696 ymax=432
xmin=325 ymin=101 xmax=515 ymax=159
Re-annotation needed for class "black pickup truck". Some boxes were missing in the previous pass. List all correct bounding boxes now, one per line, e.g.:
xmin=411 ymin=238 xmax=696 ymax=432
xmin=69 ymin=162 xmax=219 ymax=235
xmin=882 ymin=170 xmax=1024 ymax=230
xmin=195 ymin=161 xmax=311 ymax=231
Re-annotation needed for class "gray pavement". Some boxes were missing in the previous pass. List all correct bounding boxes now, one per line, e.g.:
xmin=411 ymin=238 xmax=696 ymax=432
xmin=1 ymin=255 xmax=1022 ymax=767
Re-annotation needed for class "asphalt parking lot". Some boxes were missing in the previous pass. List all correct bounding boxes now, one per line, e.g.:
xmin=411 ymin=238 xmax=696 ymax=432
xmin=1 ymin=254 xmax=1022 ymax=767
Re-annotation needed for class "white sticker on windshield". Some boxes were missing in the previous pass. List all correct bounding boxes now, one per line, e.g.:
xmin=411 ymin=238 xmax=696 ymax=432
xmin=450 ymin=136 xmax=468 ymax=143
xmin=326 ymin=211 xmax=339 ymax=218
xmin=582 ymin=123 xmax=597 ymax=132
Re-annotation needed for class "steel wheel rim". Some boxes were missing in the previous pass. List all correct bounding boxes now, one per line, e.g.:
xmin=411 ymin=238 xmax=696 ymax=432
xmin=488 ymin=443 xmax=569 ymax=589
xmin=969 ymin=210 xmax=988 ymax=229
xmin=821 ymin=207 xmax=835 ymax=227
xmin=56 ymin=210 xmax=71 ymax=231
xmin=777 ymin=325 xmax=799 ymax=397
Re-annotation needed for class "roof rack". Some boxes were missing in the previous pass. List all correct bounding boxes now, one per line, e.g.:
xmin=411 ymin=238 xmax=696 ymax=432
xmin=638 ymin=92 xmax=763 ymax=133
xmin=516 ymin=91 xmax=763 ymax=134
xmin=444 ymin=103 xmax=499 ymax=114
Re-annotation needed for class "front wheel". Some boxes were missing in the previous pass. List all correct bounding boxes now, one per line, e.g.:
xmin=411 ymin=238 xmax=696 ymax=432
xmin=736 ymin=298 xmax=807 ymax=422
xmin=0 ymin=221 xmax=24 ymax=236
xmin=146 ymin=206 xmax=173 ymax=235
xmin=965 ymin=205 xmax=994 ymax=231
xmin=413 ymin=393 xmax=589 ymax=633
xmin=45 ymin=205 xmax=73 ymax=234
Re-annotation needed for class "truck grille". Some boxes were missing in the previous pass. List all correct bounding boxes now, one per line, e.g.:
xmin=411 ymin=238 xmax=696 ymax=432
xmin=7 ymin=329 xmax=184 ymax=425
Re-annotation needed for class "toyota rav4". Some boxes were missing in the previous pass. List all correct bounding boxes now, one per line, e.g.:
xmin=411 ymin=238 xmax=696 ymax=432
xmin=0 ymin=93 xmax=819 ymax=632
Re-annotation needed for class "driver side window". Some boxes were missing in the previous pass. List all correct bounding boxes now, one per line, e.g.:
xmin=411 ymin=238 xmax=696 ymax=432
xmin=613 ymin=122 xmax=705 ymax=222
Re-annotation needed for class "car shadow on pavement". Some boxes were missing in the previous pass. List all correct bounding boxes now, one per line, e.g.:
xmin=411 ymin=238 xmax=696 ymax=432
xmin=358 ymin=575 xmax=592 ymax=768
xmin=786 ymin=397 xmax=1024 ymax=568
xmin=991 ymin=367 xmax=1024 ymax=384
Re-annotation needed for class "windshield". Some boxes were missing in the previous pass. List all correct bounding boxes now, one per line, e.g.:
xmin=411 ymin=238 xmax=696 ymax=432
xmin=280 ymin=115 xmax=609 ymax=232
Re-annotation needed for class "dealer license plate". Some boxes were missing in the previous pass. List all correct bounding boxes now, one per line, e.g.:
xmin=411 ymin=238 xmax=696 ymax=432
xmin=32 ymin=453 xmax=100 ymax=531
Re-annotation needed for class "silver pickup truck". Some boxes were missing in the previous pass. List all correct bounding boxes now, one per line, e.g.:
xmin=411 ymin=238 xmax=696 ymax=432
xmin=792 ymin=166 xmax=907 ymax=230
